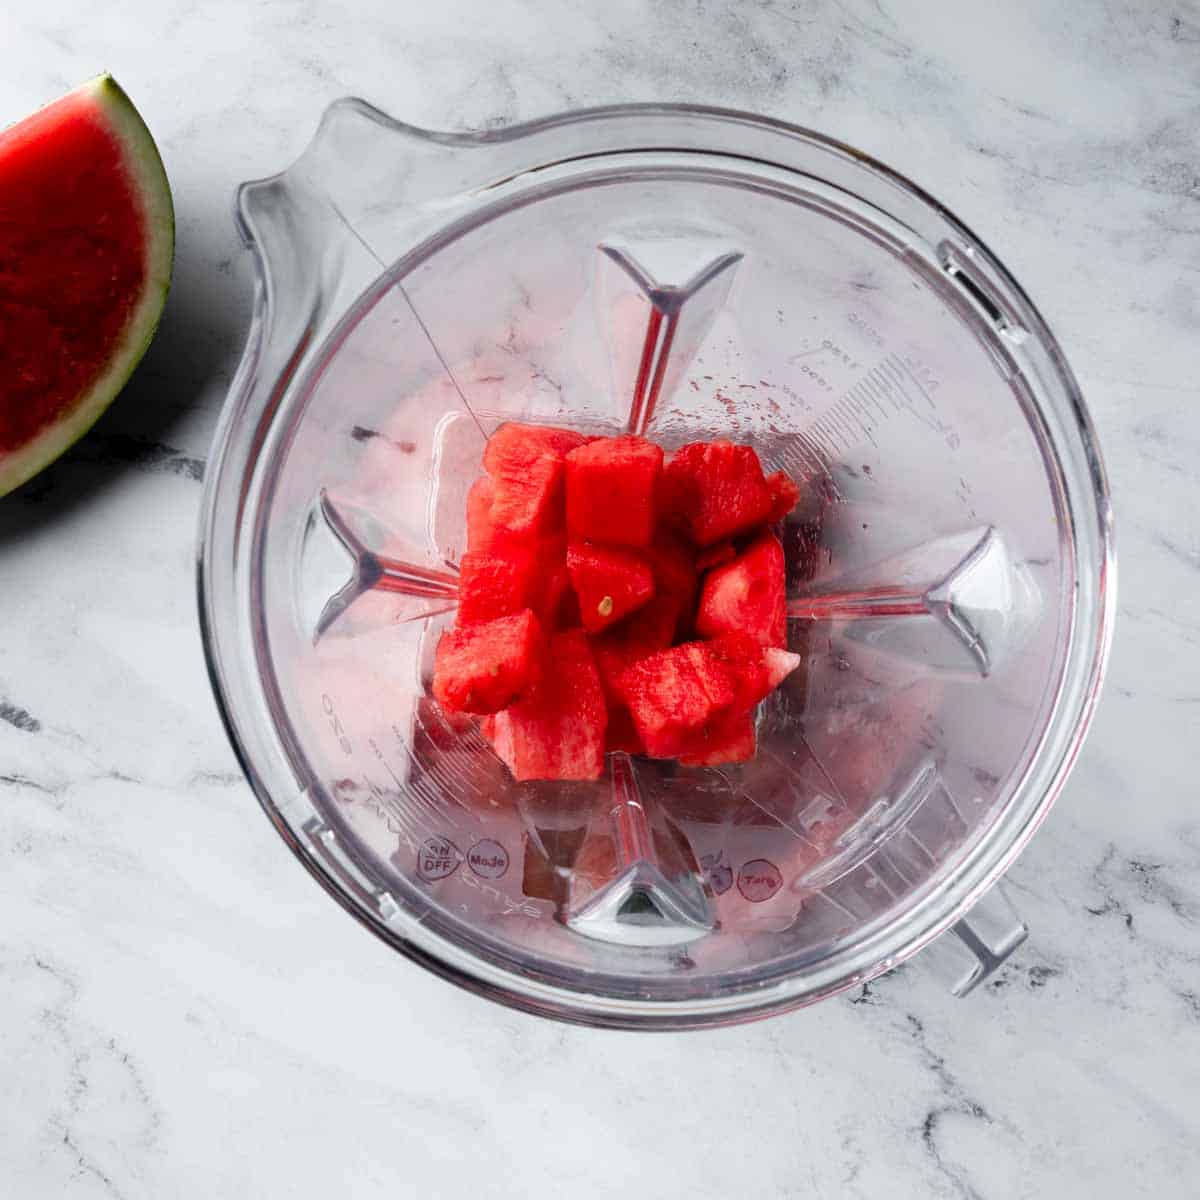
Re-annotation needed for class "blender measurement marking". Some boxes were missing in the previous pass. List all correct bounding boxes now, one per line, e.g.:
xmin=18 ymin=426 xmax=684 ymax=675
xmin=360 ymin=773 xmax=421 ymax=848
xmin=805 ymin=352 xmax=956 ymax=456
xmin=321 ymin=693 xmax=352 ymax=754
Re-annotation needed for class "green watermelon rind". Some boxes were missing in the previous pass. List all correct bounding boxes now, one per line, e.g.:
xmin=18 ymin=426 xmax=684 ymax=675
xmin=0 ymin=74 xmax=175 ymax=497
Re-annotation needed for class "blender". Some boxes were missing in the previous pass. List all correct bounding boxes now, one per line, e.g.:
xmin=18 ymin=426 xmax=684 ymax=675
xmin=198 ymin=103 xmax=1114 ymax=1028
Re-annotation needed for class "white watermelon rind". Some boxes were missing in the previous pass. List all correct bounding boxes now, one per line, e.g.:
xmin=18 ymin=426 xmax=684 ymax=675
xmin=0 ymin=74 xmax=175 ymax=497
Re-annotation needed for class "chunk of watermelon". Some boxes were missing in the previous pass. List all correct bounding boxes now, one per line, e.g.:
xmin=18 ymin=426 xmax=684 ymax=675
xmin=619 ymin=638 xmax=751 ymax=757
xmin=678 ymin=709 xmax=757 ymax=767
xmin=458 ymin=536 xmax=573 ymax=628
xmin=699 ymin=631 xmax=769 ymax=709
xmin=645 ymin=532 xmax=698 ymax=636
xmin=481 ymin=422 xmax=587 ymax=538
xmin=0 ymin=75 xmax=174 ymax=497
xmin=604 ymin=704 xmax=645 ymax=755
xmin=590 ymin=592 xmax=682 ymax=702
xmin=489 ymin=452 xmax=564 ymax=536
xmin=456 ymin=547 xmax=541 ymax=624
xmin=483 ymin=422 xmax=587 ymax=476
xmin=696 ymin=531 xmax=787 ymax=648
xmin=661 ymin=440 xmax=772 ymax=545
xmin=696 ymin=540 xmax=736 ymax=571
xmin=765 ymin=469 xmax=802 ymax=523
xmin=567 ymin=541 xmax=654 ymax=633
xmin=433 ymin=609 xmax=544 ymax=714
xmin=465 ymin=476 xmax=500 ymax=551
xmin=565 ymin=435 xmax=664 ymax=547
xmin=488 ymin=630 xmax=607 ymax=780
xmin=619 ymin=647 xmax=718 ymax=758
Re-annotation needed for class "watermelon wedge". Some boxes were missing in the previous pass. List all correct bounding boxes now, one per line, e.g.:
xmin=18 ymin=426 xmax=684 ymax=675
xmin=0 ymin=75 xmax=174 ymax=496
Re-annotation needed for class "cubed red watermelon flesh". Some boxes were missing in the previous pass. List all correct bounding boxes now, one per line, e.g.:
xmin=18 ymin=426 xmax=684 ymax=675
xmin=488 ymin=451 xmax=564 ymax=536
xmin=696 ymin=541 xmax=737 ymax=571
xmin=465 ymin=476 xmax=499 ymax=550
xmin=456 ymin=547 xmax=542 ymax=624
xmin=457 ymin=537 xmax=569 ymax=628
xmin=0 ymin=75 xmax=174 ymax=496
xmin=565 ymin=434 xmax=663 ymax=547
xmin=645 ymin=532 xmax=698 ymax=639
xmin=618 ymin=645 xmax=722 ymax=758
xmin=566 ymin=541 xmax=654 ymax=633
xmin=765 ymin=469 xmax=802 ymax=523
xmin=432 ymin=609 xmax=544 ymax=714
xmin=442 ymin=423 xmax=806 ymax=780
xmin=590 ymin=592 xmax=682 ymax=702
xmin=698 ymin=631 xmax=770 ymax=709
xmin=481 ymin=422 xmax=584 ymax=537
xmin=661 ymin=440 xmax=772 ymax=545
xmin=618 ymin=638 xmax=755 ymax=758
xmin=696 ymin=531 xmax=787 ymax=648
xmin=604 ymin=704 xmax=645 ymax=755
xmin=488 ymin=630 xmax=607 ymax=780
xmin=678 ymin=709 xmax=758 ymax=767
xmin=483 ymin=422 xmax=587 ymax=476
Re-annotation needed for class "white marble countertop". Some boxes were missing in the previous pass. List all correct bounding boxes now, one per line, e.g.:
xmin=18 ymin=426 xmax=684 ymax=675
xmin=2 ymin=1 xmax=1197 ymax=1195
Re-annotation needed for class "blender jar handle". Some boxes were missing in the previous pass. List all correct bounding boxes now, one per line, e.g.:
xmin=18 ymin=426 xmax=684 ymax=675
xmin=922 ymin=883 xmax=1028 ymax=996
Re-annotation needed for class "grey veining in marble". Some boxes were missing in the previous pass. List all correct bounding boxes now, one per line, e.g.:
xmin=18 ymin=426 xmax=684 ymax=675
xmin=1 ymin=1 xmax=1198 ymax=1196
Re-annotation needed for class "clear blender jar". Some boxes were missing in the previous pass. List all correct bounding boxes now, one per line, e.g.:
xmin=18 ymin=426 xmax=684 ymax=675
xmin=199 ymin=103 xmax=1114 ymax=1028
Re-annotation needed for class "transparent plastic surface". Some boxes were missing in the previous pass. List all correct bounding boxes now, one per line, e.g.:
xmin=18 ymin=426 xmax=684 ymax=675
xmin=199 ymin=104 xmax=1113 ymax=1027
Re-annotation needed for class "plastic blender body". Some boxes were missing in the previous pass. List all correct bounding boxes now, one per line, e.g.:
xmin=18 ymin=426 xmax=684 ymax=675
xmin=199 ymin=104 xmax=1113 ymax=1027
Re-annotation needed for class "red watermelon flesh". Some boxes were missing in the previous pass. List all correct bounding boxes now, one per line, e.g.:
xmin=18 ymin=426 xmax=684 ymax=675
xmin=646 ymin=532 xmax=698 ymax=638
xmin=482 ymin=422 xmax=585 ymax=538
xmin=696 ymin=531 xmax=787 ymax=648
xmin=590 ymin=592 xmax=682 ymax=702
xmin=483 ymin=422 xmax=587 ymax=476
xmin=765 ymin=469 xmax=802 ymax=523
xmin=699 ymin=632 xmax=770 ymax=709
xmin=432 ymin=609 xmax=544 ymax=714
xmin=0 ymin=75 xmax=173 ymax=496
xmin=604 ymin=703 xmax=645 ymax=755
xmin=678 ymin=709 xmax=757 ymax=767
xmin=696 ymin=540 xmax=736 ymax=571
xmin=619 ymin=645 xmax=719 ymax=758
xmin=439 ymin=422 xmax=809 ymax=779
xmin=565 ymin=434 xmax=663 ymax=547
xmin=456 ymin=547 xmax=542 ymax=624
xmin=566 ymin=541 xmax=654 ymax=633
xmin=465 ymin=475 xmax=500 ymax=550
xmin=488 ymin=451 xmax=563 ymax=536
xmin=457 ymin=537 xmax=570 ymax=628
xmin=488 ymin=629 xmax=607 ymax=780
xmin=661 ymin=440 xmax=772 ymax=545
xmin=618 ymin=639 xmax=747 ymax=758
